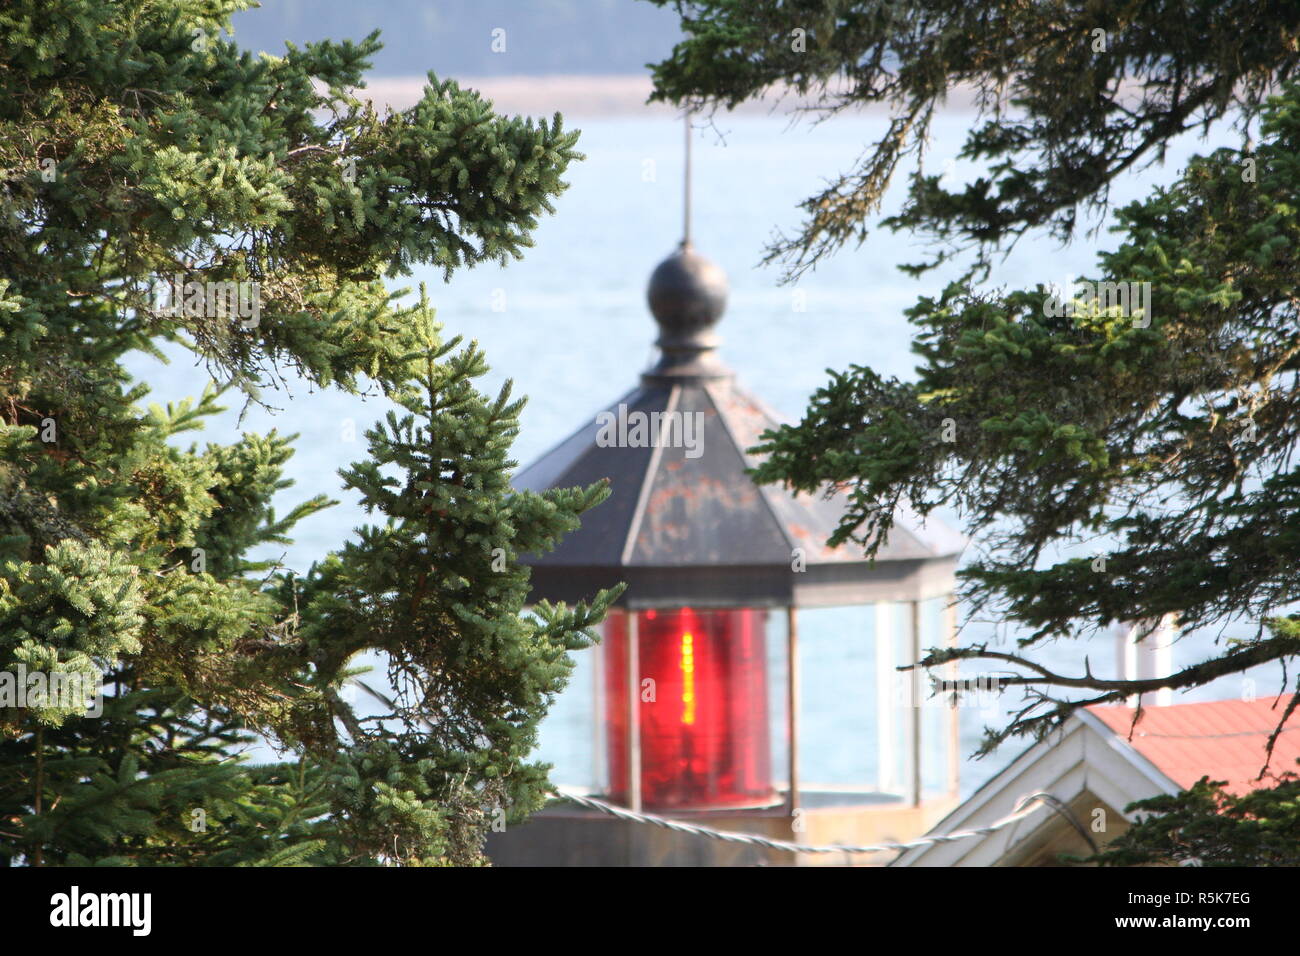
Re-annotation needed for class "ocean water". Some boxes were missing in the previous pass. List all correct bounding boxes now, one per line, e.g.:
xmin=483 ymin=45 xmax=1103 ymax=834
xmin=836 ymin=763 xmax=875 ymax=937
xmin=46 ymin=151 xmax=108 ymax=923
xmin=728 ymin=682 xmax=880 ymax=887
xmin=123 ymin=110 xmax=1282 ymax=799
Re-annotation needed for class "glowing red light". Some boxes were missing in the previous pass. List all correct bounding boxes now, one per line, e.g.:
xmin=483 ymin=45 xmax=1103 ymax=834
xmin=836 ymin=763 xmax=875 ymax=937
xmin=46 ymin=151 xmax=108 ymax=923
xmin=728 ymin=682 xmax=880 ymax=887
xmin=605 ymin=608 xmax=774 ymax=810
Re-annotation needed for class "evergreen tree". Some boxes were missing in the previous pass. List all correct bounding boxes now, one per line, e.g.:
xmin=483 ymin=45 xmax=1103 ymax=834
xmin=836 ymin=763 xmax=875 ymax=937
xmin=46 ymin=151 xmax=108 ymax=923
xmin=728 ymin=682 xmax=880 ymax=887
xmin=751 ymin=87 xmax=1300 ymax=752
xmin=646 ymin=0 xmax=1300 ymax=280
xmin=289 ymin=313 xmax=616 ymax=865
xmin=649 ymin=1 xmax=1300 ymax=851
xmin=1 ymin=0 xmax=615 ymax=865
xmin=1086 ymin=765 xmax=1300 ymax=867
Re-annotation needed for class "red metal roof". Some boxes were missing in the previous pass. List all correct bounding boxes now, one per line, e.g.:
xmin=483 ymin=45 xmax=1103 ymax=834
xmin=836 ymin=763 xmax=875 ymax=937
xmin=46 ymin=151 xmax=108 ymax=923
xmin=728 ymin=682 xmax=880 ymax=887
xmin=1087 ymin=697 xmax=1300 ymax=795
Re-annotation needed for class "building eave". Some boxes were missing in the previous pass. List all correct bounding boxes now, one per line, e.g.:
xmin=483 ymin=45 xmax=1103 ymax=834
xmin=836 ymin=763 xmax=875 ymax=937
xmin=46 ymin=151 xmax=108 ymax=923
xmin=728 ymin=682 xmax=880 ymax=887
xmin=889 ymin=712 xmax=1180 ymax=867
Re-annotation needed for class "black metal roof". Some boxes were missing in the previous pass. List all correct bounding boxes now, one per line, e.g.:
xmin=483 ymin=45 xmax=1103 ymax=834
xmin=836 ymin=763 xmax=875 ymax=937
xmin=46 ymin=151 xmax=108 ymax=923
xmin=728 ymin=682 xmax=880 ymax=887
xmin=514 ymin=245 xmax=964 ymax=609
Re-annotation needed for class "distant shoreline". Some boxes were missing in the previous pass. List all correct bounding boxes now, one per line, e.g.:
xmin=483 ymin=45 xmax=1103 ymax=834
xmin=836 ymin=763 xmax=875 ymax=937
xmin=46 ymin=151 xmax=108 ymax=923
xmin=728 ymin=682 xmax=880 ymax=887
xmin=354 ymin=74 xmax=982 ymax=118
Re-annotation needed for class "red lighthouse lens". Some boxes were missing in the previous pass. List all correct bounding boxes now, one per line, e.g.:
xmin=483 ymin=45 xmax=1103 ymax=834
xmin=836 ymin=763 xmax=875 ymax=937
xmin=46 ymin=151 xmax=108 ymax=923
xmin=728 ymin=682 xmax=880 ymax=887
xmin=604 ymin=608 xmax=774 ymax=810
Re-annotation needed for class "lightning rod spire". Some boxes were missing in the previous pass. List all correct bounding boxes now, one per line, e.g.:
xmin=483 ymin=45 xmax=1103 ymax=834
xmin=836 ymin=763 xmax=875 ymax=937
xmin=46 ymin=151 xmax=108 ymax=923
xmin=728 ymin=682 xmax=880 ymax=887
xmin=682 ymin=111 xmax=692 ymax=248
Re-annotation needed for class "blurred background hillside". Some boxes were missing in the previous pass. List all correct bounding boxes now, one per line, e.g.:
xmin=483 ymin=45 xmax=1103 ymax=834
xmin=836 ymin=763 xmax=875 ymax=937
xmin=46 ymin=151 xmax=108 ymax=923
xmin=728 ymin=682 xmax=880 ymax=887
xmin=232 ymin=0 xmax=682 ymax=76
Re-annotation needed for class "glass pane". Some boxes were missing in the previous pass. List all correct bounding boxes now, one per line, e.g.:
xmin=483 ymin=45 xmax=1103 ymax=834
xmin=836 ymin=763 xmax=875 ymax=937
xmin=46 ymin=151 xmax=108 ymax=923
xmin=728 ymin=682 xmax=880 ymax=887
xmin=798 ymin=603 xmax=877 ymax=787
xmin=532 ymin=620 xmax=599 ymax=789
xmin=920 ymin=596 xmax=955 ymax=797
xmin=605 ymin=607 xmax=776 ymax=810
xmin=766 ymin=610 xmax=789 ymax=790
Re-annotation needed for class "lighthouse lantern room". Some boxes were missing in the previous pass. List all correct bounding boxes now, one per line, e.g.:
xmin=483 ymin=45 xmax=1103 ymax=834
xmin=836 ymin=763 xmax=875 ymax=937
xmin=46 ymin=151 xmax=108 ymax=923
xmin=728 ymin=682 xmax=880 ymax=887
xmin=486 ymin=233 xmax=965 ymax=865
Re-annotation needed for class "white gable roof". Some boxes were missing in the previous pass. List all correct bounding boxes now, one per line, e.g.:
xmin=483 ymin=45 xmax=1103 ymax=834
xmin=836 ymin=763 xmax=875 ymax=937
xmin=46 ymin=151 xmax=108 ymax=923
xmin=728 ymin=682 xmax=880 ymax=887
xmin=891 ymin=710 xmax=1181 ymax=867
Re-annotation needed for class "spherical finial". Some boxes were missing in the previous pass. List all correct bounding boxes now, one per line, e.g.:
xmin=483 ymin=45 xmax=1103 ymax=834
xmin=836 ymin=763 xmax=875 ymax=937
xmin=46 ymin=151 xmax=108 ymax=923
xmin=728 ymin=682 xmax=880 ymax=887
xmin=642 ymin=242 xmax=732 ymax=383
xmin=646 ymin=242 xmax=728 ymax=341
